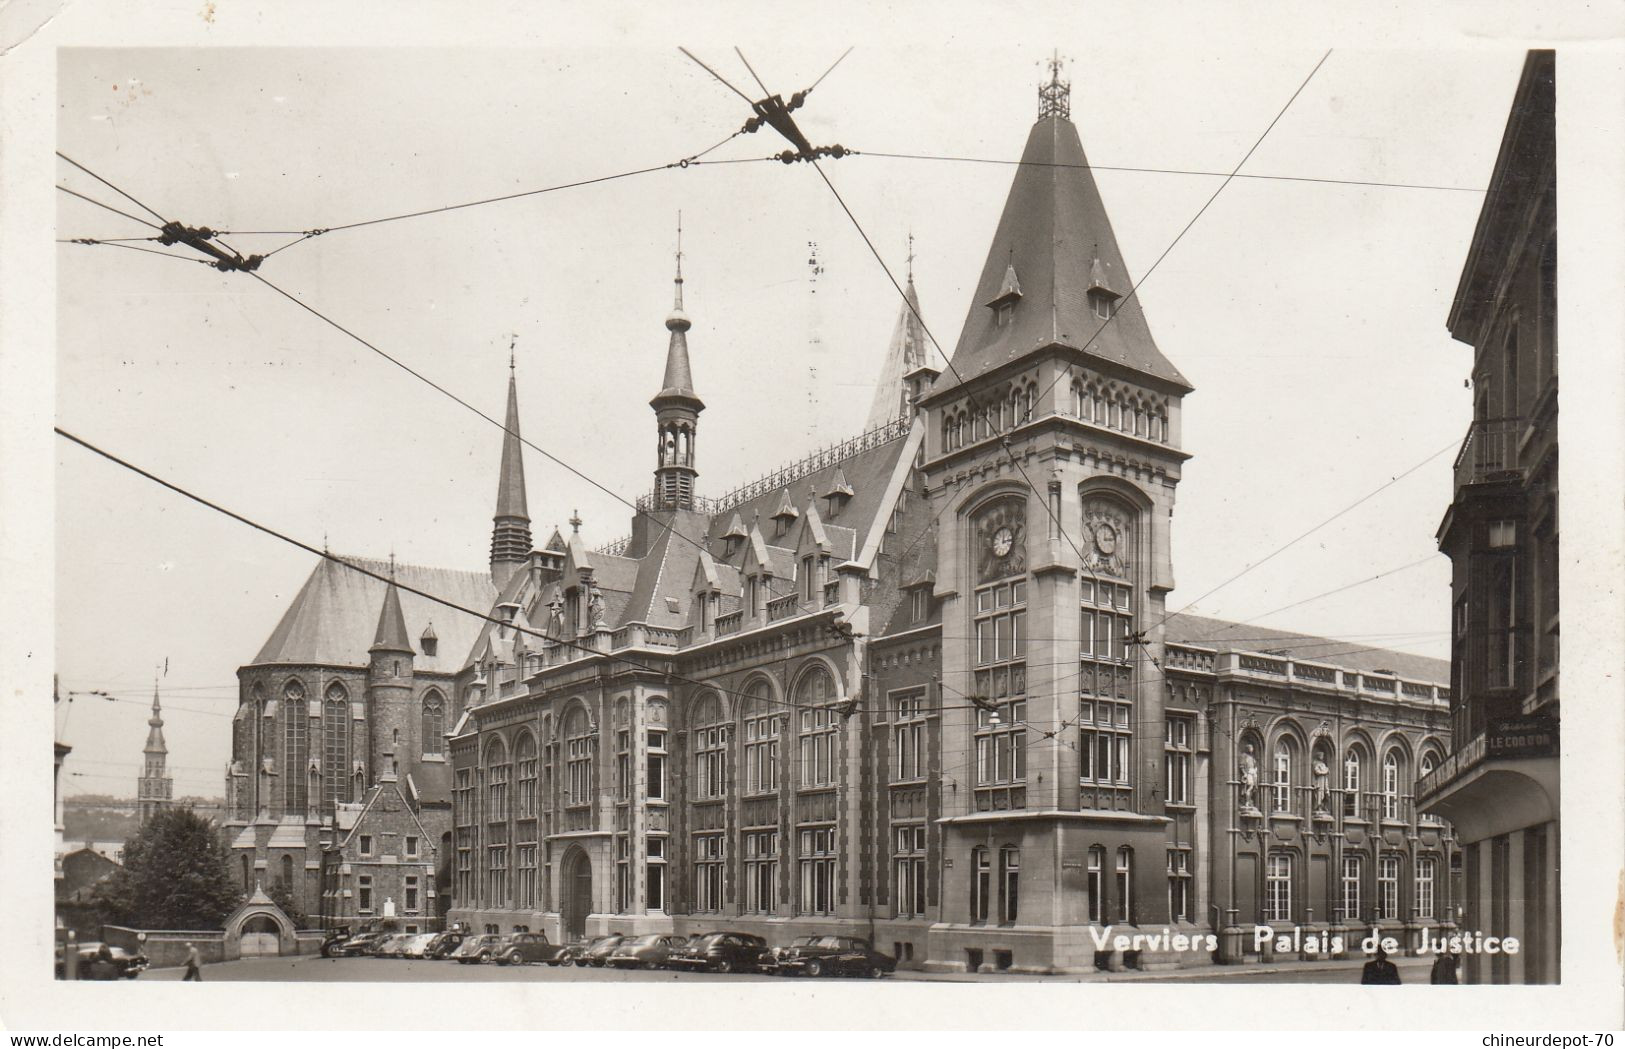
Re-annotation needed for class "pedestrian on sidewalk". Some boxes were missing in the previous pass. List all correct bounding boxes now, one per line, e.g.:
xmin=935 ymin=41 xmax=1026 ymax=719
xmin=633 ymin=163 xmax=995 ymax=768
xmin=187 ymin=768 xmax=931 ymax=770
xmin=182 ymin=942 xmax=203 ymax=982
xmin=1360 ymin=947 xmax=1401 ymax=984
xmin=1429 ymin=951 xmax=1460 ymax=984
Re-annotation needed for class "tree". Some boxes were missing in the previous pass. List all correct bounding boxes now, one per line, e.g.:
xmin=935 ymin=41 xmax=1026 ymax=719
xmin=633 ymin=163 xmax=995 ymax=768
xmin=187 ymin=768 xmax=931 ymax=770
xmin=90 ymin=808 xmax=241 ymax=930
xmin=265 ymin=879 xmax=308 ymax=929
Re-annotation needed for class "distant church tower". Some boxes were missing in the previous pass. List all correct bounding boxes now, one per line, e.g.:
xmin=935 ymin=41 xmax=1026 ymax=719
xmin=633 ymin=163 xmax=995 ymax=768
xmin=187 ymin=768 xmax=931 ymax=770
xmin=865 ymin=233 xmax=931 ymax=428
xmin=650 ymin=220 xmax=704 ymax=510
xmin=367 ymin=569 xmax=417 ymax=785
xmin=137 ymin=675 xmax=173 ymax=822
xmin=490 ymin=351 xmax=533 ymax=589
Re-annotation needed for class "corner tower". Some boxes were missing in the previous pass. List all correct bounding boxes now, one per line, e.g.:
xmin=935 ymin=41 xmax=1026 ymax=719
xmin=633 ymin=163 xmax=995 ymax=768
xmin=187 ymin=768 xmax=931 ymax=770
xmin=367 ymin=567 xmax=416 ymax=786
xmin=490 ymin=353 xmax=533 ymax=589
xmin=650 ymin=220 xmax=704 ymax=510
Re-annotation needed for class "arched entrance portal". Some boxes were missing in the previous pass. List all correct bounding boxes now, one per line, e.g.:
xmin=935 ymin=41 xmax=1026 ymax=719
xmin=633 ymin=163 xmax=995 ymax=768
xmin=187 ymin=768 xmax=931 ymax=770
xmin=561 ymin=846 xmax=592 ymax=941
xmin=239 ymin=914 xmax=282 ymax=956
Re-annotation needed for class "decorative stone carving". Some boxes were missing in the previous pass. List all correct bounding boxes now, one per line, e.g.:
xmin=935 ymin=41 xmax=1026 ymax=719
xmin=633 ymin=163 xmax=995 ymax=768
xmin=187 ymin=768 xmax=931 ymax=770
xmin=1238 ymin=743 xmax=1261 ymax=812
xmin=972 ymin=497 xmax=1027 ymax=584
xmin=1081 ymin=498 xmax=1132 ymax=578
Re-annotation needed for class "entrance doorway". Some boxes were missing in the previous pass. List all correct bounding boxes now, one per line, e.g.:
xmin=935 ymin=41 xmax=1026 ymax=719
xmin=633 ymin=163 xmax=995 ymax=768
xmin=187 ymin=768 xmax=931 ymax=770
xmin=239 ymin=915 xmax=281 ymax=956
xmin=561 ymin=846 xmax=592 ymax=941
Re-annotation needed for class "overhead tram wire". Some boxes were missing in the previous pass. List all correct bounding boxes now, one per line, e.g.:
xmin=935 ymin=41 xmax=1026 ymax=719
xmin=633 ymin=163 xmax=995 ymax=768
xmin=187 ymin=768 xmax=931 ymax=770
xmin=55 ymin=185 xmax=162 ymax=231
xmin=54 ymin=426 xmax=909 ymax=720
xmin=56 ymin=151 xmax=168 ymax=223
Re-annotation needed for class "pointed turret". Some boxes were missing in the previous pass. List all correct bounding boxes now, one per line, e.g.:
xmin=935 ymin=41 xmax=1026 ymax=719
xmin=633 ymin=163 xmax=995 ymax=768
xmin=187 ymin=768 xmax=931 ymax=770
xmin=370 ymin=575 xmax=413 ymax=654
xmin=937 ymin=63 xmax=1191 ymax=394
xmin=651 ymin=217 xmax=705 ymax=510
xmin=138 ymin=674 xmax=173 ymax=822
xmin=866 ymin=234 xmax=933 ymax=428
xmin=368 ymin=568 xmax=417 ymax=793
xmin=490 ymin=353 xmax=533 ymax=588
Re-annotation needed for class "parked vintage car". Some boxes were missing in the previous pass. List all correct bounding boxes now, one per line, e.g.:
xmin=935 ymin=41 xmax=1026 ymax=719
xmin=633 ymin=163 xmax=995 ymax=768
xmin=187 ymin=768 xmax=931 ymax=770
xmin=332 ymin=931 xmax=391 ymax=957
xmin=582 ymin=934 xmax=628 ymax=967
xmin=666 ymin=932 xmax=772 ymax=974
xmin=398 ymin=933 xmax=440 ymax=958
xmin=559 ymin=934 xmax=619 ymax=966
xmin=776 ymin=935 xmax=895 ymax=978
xmin=607 ymin=934 xmax=690 ymax=970
xmin=319 ymin=926 xmax=353 ymax=958
xmin=494 ymin=932 xmax=569 ymax=966
xmin=451 ymin=934 xmax=507 ymax=964
xmin=55 ymin=942 xmax=148 ymax=980
xmin=423 ymin=932 xmax=465 ymax=959
xmin=372 ymin=933 xmax=416 ymax=958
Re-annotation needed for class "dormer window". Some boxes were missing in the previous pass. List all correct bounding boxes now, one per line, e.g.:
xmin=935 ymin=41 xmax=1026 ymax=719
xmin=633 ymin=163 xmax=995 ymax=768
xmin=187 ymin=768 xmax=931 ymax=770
xmin=420 ymin=624 xmax=438 ymax=658
xmin=994 ymin=301 xmax=1015 ymax=327
xmin=1089 ymin=289 xmax=1114 ymax=321
xmin=985 ymin=260 xmax=1023 ymax=325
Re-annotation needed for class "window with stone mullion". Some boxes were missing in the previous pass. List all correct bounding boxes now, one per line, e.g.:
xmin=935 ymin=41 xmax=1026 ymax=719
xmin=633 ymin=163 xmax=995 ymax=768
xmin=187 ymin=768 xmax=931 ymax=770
xmin=973 ymin=579 xmax=1026 ymax=788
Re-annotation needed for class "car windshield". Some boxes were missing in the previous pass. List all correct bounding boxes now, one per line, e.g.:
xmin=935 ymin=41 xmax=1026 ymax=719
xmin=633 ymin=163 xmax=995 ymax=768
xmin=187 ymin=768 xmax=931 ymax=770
xmin=626 ymin=935 xmax=661 ymax=946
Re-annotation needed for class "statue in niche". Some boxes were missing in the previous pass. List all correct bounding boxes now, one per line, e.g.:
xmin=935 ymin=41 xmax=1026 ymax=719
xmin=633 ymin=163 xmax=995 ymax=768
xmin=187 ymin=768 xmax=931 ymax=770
xmin=1312 ymin=754 xmax=1332 ymax=813
xmin=1238 ymin=743 xmax=1260 ymax=811
xmin=587 ymin=583 xmax=606 ymax=630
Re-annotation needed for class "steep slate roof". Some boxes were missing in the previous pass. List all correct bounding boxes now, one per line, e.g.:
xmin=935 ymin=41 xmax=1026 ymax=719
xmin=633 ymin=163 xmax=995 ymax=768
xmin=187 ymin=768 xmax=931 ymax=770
xmin=252 ymin=555 xmax=496 ymax=674
xmin=371 ymin=579 xmax=412 ymax=652
xmin=1164 ymin=613 xmax=1449 ymax=683
xmin=865 ymin=275 xmax=930 ymax=428
xmin=935 ymin=112 xmax=1191 ymax=394
xmin=494 ymin=372 xmax=529 ymax=521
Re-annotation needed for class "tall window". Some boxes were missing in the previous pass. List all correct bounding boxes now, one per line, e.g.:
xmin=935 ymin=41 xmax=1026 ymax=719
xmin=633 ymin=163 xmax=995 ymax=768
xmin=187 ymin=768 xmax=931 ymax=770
xmin=1343 ymin=748 xmax=1363 ymax=818
xmin=742 ymin=681 xmax=781 ymax=794
xmin=798 ymin=826 xmax=836 ymax=915
xmin=421 ymin=690 xmax=445 ymax=756
xmin=487 ymin=844 xmax=508 ymax=907
xmin=358 ymin=874 xmax=373 ymax=913
xmin=1418 ymin=752 xmax=1440 ymax=822
xmin=645 ymin=837 xmax=665 ymax=910
xmin=1080 ymin=571 xmax=1134 ymax=797
xmin=283 ymin=681 xmax=308 ymax=814
xmin=515 ymin=842 xmax=536 ymax=908
xmin=485 ymin=737 xmax=509 ymax=823
xmin=743 ymin=829 xmax=778 ymax=913
xmin=1272 ymin=740 xmax=1294 ymax=813
xmin=1087 ymin=846 xmax=1105 ymax=923
xmin=1341 ymin=855 xmax=1363 ymax=923
xmin=1115 ymin=848 xmax=1133 ymax=923
xmin=646 ymin=731 xmax=667 ymax=801
xmin=614 ymin=836 xmax=629 ymax=912
xmin=615 ymin=730 xmax=630 ymax=800
xmin=693 ymin=696 xmax=727 ymax=799
xmin=1378 ymin=854 xmax=1400 ymax=920
xmin=1265 ymin=852 xmax=1292 ymax=922
xmin=1381 ymin=751 xmax=1401 ymax=821
xmin=797 ymin=666 xmax=838 ymax=787
xmin=970 ymin=846 xmax=991 ymax=923
xmin=1167 ymin=849 xmax=1192 ymax=922
xmin=515 ymin=733 xmax=537 ymax=819
xmin=894 ymin=825 xmax=927 ymax=918
xmin=565 ymin=708 xmax=593 ymax=807
xmin=323 ymin=683 xmax=349 ymax=811
xmin=694 ymin=833 xmax=725 ymax=912
xmin=1165 ymin=716 xmax=1193 ymax=804
xmin=1000 ymin=846 xmax=1020 ymax=923
xmin=893 ymin=688 xmax=927 ymax=781
xmin=1416 ymin=857 xmax=1436 ymax=919
xmin=974 ymin=577 xmax=1026 ymax=788
xmin=280 ymin=853 xmax=294 ymax=888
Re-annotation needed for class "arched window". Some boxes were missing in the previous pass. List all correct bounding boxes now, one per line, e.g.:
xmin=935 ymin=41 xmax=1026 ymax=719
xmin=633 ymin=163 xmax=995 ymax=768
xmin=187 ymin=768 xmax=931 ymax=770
xmin=1342 ymin=747 xmax=1363 ymax=818
xmin=280 ymin=854 xmax=294 ymax=888
xmin=515 ymin=732 xmax=538 ymax=818
xmin=742 ymin=679 xmax=781 ymax=794
xmin=1272 ymin=740 xmax=1294 ymax=813
xmin=942 ymin=415 xmax=953 ymax=451
xmin=422 ymin=690 xmax=445 ymax=757
xmin=485 ymin=736 xmax=510 ymax=823
xmin=796 ymin=665 xmax=838 ymax=787
xmin=282 ymin=681 xmax=308 ymax=815
xmin=241 ymin=854 xmax=251 ymax=892
xmin=322 ymin=683 xmax=348 ymax=812
xmin=564 ymin=707 xmax=593 ymax=807
xmin=1382 ymin=750 xmax=1402 ymax=821
xmin=1072 ymin=381 xmax=1086 ymax=420
xmin=970 ymin=846 xmax=991 ymax=923
xmin=1418 ymin=751 xmax=1440 ymax=823
xmin=692 ymin=694 xmax=727 ymax=799
xmin=1094 ymin=389 xmax=1107 ymax=423
xmin=1087 ymin=845 xmax=1105 ymax=923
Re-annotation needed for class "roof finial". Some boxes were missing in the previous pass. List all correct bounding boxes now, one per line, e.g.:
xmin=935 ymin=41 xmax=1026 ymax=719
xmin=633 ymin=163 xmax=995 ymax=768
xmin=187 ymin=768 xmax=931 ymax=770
xmin=906 ymin=230 xmax=915 ymax=282
xmin=676 ymin=211 xmax=684 ymax=282
xmin=509 ymin=334 xmax=517 ymax=374
xmin=569 ymin=510 xmax=582 ymax=534
xmin=1038 ymin=50 xmax=1070 ymax=120
xmin=388 ymin=550 xmax=396 ymax=579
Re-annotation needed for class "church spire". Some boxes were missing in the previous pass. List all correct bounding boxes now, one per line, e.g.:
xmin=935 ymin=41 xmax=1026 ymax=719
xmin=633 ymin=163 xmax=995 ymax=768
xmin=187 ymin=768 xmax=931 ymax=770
xmin=138 ymin=671 xmax=172 ymax=823
xmin=866 ymin=233 xmax=931 ymax=428
xmin=651 ymin=214 xmax=704 ymax=510
xmin=371 ymin=570 xmax=413 ymax=653
xmin=490 ymin=343 xmax=533 ymax=588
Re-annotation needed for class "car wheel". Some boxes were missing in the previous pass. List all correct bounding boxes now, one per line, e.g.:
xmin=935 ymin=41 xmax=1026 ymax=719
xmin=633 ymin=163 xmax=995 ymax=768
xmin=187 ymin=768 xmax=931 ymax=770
xmin=714 ymin=959 xmax=733 ymax=974
xmin=644 ymin=959 xmax=660 ymax=971
xmin=805 ymin=959 xmax=824 ymax=978
xmin=866 ymin=965 xmax=883 ymax=979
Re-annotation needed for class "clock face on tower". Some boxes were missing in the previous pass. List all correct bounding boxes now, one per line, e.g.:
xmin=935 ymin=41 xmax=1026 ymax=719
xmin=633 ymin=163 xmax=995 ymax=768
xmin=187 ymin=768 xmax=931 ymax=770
xmin=991 ymin=527 xmax=1014 ymax=558
xmin=1093 ymin=523 xmax=1117 ymax=556
xmin=974 ymin=498 xmax=1027 ymax=584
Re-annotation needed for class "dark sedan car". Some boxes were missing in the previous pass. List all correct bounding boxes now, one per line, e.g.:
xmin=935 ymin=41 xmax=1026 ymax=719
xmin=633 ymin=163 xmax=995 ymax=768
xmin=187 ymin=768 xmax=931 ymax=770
xmin=451 ymin=934 xmax=507 ymax=964
xmin=494 ymin=932 xmax=570 ymax=966
xmin=559 ymin=934 xmax=622 ymax=967
xmin=332 ymin=931 xmax=391 ymax=957
xmin=607 ymin=934 xmax=689 ymax=970
xmin=666 ymin=932 xmax=771 ymax=974
xmin=56 ymin=943 xmax=148 ymax=980
xmin=776 ymin=935 xmax=895 ymax=978
xmin=423 ymin=932 xmax=465 ymax=959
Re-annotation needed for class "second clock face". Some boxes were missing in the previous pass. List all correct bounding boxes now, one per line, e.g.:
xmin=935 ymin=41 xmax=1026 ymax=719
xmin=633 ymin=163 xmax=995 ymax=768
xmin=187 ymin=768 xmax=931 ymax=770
xmin=1094 ymin=523 xmax=1117 ymax=555
xmin=991 ymin=526 xmax=1014 ymax=558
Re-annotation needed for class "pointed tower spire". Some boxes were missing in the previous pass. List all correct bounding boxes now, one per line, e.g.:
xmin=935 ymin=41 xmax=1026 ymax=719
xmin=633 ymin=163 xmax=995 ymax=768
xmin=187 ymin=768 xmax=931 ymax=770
xmin=490 ymin=343 xmax=533 ymax=588
xmin=865 ymin=234 xmax=933 ymax=428
xmin=371 ymin=575 xmax=413 ymax=653
xmin=651 ymin=214 xmax=705 ymax=510
xmin=138 ymin=670 xmax=172 ymax=823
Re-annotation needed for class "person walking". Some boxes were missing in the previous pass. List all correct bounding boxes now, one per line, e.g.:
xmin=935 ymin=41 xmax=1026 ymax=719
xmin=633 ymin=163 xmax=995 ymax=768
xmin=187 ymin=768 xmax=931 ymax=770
xmin=1360 ymin=947 xmax=1401 ymax=984
xmin=182 ymin=942 xmax=203 ymax=982
xmin=1430 ymin=950 xmax=1460 ymax=984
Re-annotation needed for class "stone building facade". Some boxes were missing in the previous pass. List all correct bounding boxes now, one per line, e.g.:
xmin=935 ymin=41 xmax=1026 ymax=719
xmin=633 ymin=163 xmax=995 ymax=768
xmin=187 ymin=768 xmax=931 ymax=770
xmin=441 ymin=70 xmax=1456 ymax=972
xmin=1416 ymin=49 xmax=1559 ymax=984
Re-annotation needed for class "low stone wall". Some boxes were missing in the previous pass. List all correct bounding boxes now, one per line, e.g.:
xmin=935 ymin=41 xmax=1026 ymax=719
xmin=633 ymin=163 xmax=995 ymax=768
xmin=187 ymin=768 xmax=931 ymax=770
xmin=101 ymin=925 xmax=326 ymax=967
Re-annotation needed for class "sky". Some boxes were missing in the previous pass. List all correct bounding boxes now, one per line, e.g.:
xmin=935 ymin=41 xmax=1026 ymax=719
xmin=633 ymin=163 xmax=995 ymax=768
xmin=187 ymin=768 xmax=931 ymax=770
xmin=51 ymin=44 xmax=1528 ymax=801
